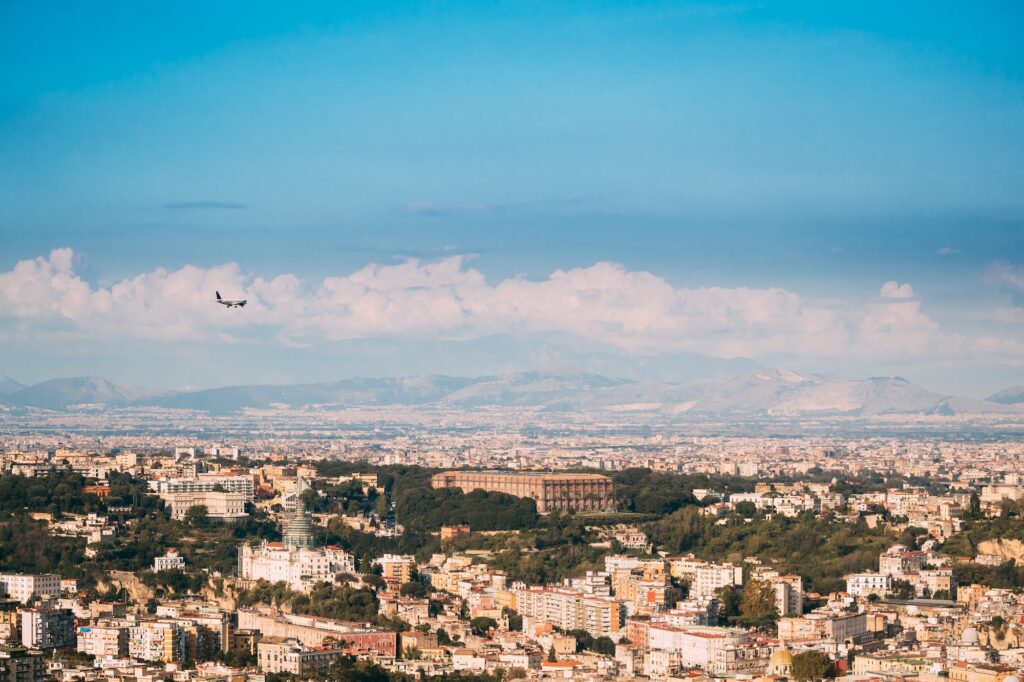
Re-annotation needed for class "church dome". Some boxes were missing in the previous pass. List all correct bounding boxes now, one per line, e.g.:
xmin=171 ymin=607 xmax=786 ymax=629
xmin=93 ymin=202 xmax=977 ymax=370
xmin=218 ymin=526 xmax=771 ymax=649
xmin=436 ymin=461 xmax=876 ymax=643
xmin=770 ymin=648 xmax=794 ymax=666
xmin=961 ymin=627 xmax=980 ymax=645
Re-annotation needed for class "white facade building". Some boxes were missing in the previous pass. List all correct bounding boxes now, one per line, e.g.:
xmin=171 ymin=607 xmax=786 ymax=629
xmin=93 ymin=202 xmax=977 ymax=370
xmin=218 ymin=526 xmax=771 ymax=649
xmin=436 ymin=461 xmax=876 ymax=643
xmin=693 ymin=564 xmax=744 ymax=600
xmin=846 ymin=573 xmax=892 ymax=597
xmin=0 ymin=574 xmax=61 ymax=603
xmin=154 ymin=550 xmax=186 ymax=572
xmin=238 ymin=542 xmax=355 ymax=592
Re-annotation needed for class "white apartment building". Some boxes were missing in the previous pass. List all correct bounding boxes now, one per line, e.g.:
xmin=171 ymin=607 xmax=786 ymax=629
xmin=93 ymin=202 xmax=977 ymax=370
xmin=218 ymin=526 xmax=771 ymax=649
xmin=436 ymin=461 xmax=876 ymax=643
xmin=514 ymin=587 xmax=623 ymax=638
xmin=0 ymin=574 xmax=61 ymax=603
xmin=237 ymin=541 xmax=355 ymax=592
xmin=846 ymin=573 xmax=891 ymax=597
xmin=22 ymin=607 xmax=75 ymax=648
xmin=158 ymin=474 xmax=254 ymax=502
xmin=647 ymin=624 xmax=749 ymax=671
xmin=77 ymin=625 xmax=128 ymax=658
xmin=694 ymin=563 xmax=744 ymax=600
xmin=752 ymin=569 xmax=804 ymax=616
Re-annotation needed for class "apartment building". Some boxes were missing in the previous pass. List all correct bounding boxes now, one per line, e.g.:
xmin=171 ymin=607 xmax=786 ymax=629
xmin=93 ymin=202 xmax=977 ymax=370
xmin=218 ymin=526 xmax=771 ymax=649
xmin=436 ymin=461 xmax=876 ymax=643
xmin=0 ymin=647 xmax=46 ymax=682
xmin=647 ymin=624 xmax=749 ymax=671
xmin=373 ymin=554 xmax=415 ymax=586
xmin=158 ymin=473 xmax=255 ymax=502
xmin=128 ymin=621 xmax=187 ymax=663
xmin=258 ymin=637 xmax=344 ymax=675
xmin=514 ymin=587 xmax=623 ymax=638
xmin=21 ymin=607 xmax=75 ymax=649
xmin=77 ymin=625 xmax=129 ymax=658
xmin=0 ymin=574 xmax=60 ymax=604
xmin=693 ymin=563 xmax=744 ymax=600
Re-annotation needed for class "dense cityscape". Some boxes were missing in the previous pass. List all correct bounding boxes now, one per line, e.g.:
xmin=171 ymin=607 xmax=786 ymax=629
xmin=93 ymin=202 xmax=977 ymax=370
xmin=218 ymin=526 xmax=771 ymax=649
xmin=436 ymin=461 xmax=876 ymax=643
xmin=0 ymin=421 xmax=1023 ymax=682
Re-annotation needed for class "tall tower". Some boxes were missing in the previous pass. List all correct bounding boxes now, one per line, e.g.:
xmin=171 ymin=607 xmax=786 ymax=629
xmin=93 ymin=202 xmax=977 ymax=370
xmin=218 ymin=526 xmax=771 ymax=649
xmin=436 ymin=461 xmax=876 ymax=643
xmin=284 ymin=475 xmax=314 ymax=549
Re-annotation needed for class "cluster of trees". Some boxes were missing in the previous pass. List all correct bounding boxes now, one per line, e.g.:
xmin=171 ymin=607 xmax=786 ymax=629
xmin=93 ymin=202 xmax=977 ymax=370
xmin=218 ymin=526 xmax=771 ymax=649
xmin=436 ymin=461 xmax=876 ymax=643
xmin=611 ymin=468 xmax=754 ymax=515
xmin=91 ymin=504 xmax=279 ymax=577
xmin=648 ymin=507 xmax=892 ymax=593
xmin=0 ymin=469 xmax=103 ymax=516
xmin=394 ymin=487 xmax=539 ymax=533
xmin=954 ymin=560 xmax=1024 ymax=590
xmin=141 ymin=568 xmax=206 ymax=595
xmin=305 ymin=480 xmax=385 ymax=517
xmin=236 ymin=580 xmax=385 ymax=625
xmin=564 ymin=629 xmax=616 ymax=655
xmin=0 ymin=516 xmax=87 ymax=575
xmin=715 ymin=579 xmax=780 ymax=631
xmin=791 ymin=650 xmax=834 ymax=680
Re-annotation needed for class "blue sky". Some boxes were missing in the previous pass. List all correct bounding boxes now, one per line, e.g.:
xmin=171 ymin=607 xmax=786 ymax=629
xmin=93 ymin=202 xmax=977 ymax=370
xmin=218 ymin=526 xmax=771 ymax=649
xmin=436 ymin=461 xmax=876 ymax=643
xmin=2 ymin=1 xmax=1024 ymax=396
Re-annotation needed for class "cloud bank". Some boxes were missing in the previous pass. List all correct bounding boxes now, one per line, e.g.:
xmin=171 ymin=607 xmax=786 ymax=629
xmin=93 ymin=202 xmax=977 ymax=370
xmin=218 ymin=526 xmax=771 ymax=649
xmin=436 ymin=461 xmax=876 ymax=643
xmin=0 ymin=248 xmax=1020 ymax=364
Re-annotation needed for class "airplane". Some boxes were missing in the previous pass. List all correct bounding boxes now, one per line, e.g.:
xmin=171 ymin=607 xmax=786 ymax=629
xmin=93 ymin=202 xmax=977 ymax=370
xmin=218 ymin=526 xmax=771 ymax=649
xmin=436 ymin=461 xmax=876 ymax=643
xmin=215 ymin=291 xmax=247 ymax=308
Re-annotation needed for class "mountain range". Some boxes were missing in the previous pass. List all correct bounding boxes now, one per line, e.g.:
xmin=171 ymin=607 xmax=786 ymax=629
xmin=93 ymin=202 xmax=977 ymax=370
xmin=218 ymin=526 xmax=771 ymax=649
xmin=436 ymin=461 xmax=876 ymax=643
xmin=1 ymin=369 xmax=1023 ymax=418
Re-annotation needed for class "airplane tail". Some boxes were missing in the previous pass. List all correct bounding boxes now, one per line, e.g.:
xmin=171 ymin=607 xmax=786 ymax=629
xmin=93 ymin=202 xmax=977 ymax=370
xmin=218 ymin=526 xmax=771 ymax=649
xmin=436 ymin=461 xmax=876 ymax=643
xmin=216 ymin=291 xmax=222 ymax=300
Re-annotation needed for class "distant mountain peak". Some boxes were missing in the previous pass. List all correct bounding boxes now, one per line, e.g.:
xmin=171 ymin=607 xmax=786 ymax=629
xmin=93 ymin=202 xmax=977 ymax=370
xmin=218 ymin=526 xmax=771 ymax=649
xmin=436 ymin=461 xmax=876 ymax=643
xmin=0 ymin=374 xmax=25 ymax=395
xmin=988 ymin=384 xmax=1024 ymax=405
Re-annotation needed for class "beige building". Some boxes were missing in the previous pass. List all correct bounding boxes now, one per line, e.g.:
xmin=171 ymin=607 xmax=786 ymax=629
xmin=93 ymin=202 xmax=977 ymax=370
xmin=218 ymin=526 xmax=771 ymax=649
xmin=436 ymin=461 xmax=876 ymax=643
xmin=514 ymin=586 xmax=622 ymax=637
xmin=258 ymin=637 xmax=343 ymax=675
xmin=431 ymin=471 xmax=614 ymax=513
xmin=374 ymin=554 xmax=415 ymax=586
xmin=77 ymin=625 xmax=128 ymax=658
xmin=161 ymin=490 xmax=248 ymax=521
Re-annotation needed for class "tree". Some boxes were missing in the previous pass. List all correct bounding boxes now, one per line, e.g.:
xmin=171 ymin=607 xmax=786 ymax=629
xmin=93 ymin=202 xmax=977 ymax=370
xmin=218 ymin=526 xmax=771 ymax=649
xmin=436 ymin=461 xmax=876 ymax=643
xmin=739 ymin=579 xmax=779 ymax=631
xmin=436 ymin=628 xmax=452 ymax=645
xmin=592 ymin=636 xmax=616 ymax=656
xmin=715 ymin=585 xmax=741 ymax=624
xmin=504 ymin=608 xmax=523 ymax=631
xmin=890 ymin=579 xmax=916 ymax=600
xmin=399 ymin=581 xmax=427 ymax=598
xmin=470 ymin=616 xmax=498 ymax=637
xmin=968 ymin=492 xmax=982 ymax=519
xmin=734 ymin=501 xmax=758 ymax=517
xmin=791 ymin=651 xmax=833 ymax=681
xmin=362 ymin=574 xmax=386 ymax=591
xmin=183 ymin=505 xmax=208 ymax=527
xmin=547 ymin=646 xmax=557 ymax=663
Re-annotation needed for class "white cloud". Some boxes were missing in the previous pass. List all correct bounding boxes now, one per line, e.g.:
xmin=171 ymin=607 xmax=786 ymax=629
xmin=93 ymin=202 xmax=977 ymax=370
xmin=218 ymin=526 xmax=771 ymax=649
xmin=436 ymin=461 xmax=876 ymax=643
xmin=880 ymin=281 xmax=915 ymax=299
xmin=0 ymin=248 xmax=1015 ymax=364
xmin=936 ymin=246 xmax=961 ymax=256
xmin=987 ymin=262 xmax=1024 ymax=294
